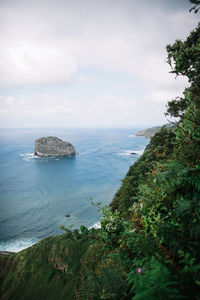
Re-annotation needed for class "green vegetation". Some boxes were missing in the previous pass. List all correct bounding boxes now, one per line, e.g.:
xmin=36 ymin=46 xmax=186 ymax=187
xmin=1 ymin=2 xmax=200 ymax=299
xmin=0 ymin=229 xmax=105 ymax=300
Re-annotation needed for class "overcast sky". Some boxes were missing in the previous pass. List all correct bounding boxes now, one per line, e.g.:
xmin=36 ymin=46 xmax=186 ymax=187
xmin=0 ymin=0 xmax=199 ymax=128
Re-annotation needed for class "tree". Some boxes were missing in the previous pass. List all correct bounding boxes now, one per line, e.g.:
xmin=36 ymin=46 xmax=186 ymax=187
xmin=189 ymin=0 xmax=200 ymax=13
xmin=166 ymin=23 xmax=200 ymax=163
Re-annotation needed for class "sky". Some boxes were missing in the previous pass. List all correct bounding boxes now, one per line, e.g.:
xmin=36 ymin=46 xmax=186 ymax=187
xmin=0 ymin=0 xmax=199 ymax=128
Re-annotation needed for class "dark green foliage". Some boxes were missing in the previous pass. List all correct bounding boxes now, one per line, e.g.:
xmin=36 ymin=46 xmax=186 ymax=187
xmin=166 ymin=22 xmax=200 ymax=122
xmin=104 ymin=19 xmax=200 ymax=300
xmin=78 ymin=234 xmax=129 ymax=299
xmin=166 ymin=25 xmax=200 ymax=82
xmin=189 ymin=0 xmax=200 ymax=13
xmin=111 ymin=126 xmax=176 ymax=213
xmin=79 ymin=265 xmax=128 ymax=300
xmin=80 ymin=225 xmax=89 ymax=235
xmin=128 ymin=257 xmax=180 ymax=300
xmin=165 ymin=97 xmax=187 ymax=118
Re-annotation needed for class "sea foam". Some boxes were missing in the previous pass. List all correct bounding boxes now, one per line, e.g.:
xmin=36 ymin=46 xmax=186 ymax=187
xmin=19 ymin=152 xmax=38 ymax=161
xmin=0 ymin=238 xmax=39 ymax=253
xmin=19 ymin=152 xmax=61 ymax=162
xmin=89 ymin=222 xmax=101 ymax=229
xmin=117 ymin=149 xmax=144 ymax=156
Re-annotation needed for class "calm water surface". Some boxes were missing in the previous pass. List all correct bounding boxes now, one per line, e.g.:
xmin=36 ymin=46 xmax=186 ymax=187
xmin=0 ymin=128 xmax=149 ymax=251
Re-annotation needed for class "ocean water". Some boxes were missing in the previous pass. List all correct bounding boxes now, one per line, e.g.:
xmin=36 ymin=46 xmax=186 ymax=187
xmin=0 ymin=128 xmax=149 ymax=252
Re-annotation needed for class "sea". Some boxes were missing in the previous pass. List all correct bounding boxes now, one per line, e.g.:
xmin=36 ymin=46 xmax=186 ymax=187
xmin=0 ymin=128 xmax=149 ymax=252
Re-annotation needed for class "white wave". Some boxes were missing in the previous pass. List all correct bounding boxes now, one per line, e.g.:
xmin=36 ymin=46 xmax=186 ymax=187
xmin=132 ymin=149 xmax=145 ymax=155
xmin=19 ymin=152 xmax=43 ymax=161
xmin=135 ymin=136 xmax=148 ymax=139
xmin=0 ymin=238 xmax=39 ymax=253
xmin=19 ymin=152 xmax=40 ymax=161
xmin=117 ymin=149 xmax=144 ymax=156
xmin=19 ymin=153 xmax=64 ymax=161
xmin=128 ymin=134 xmax=136 ymax=137
xmin=89 ymin=221 xmax=101 ymax=229
xmin=128 ymin=134 xmax=148 ymax=138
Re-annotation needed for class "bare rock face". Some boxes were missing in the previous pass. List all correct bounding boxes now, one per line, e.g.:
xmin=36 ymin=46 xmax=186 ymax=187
xmin=34 ymin=136 xmax=76 ymax=157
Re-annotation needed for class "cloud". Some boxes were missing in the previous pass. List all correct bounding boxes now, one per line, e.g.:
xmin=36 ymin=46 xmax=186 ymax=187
xmin=0 ymin=0 xmax=198 ymax=88
xmin=0 ymin=96 xmax=15 ymax=113
xmin=0 ymin=92 xmax=167 ymax=128
xmin=0 ymin=40 xmax=77 ymax=87
xmin=0 ymin=0 xmax=198 ymax=127
xmin=79 ymin=75 xmax=96 ymax=84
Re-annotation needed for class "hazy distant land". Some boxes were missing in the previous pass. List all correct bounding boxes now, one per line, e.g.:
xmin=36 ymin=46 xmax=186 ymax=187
xmin=135 ymin=123 xmax=174 ymax=138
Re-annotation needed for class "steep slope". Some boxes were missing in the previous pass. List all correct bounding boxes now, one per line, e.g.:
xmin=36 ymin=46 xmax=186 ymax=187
xmin=111 ymin=125 xmax=176 ymax=213
xmin=0 ymin=230 xmax=103 ymax=300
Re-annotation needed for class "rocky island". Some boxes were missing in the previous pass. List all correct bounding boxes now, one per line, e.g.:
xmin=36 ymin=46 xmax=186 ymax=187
xmin=34 ymin=136 xmax=76 ymax=157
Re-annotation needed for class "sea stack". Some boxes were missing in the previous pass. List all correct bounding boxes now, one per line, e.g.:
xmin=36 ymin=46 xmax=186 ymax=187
xmin=34 ymin=136 xmax=76 ymax=157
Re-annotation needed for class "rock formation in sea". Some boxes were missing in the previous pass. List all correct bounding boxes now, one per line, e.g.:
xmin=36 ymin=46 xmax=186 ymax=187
xmin=34 ymin=136 xmax=76 ymax=157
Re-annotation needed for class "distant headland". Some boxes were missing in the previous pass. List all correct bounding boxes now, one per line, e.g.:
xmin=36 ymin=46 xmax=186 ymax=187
xmin=134 ymin=123 xmax=174 ymax=138
xmin=34 ymin=136 xmax=76 ymax=157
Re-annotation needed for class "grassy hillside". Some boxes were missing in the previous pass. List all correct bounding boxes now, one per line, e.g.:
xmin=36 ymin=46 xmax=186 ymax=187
xmin=0 ymin=230 xmax=104 ymax=300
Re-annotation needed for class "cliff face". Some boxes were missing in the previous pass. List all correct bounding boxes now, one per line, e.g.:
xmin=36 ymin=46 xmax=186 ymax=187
xmin=34 ymin=136 xmax=76 ymax=157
